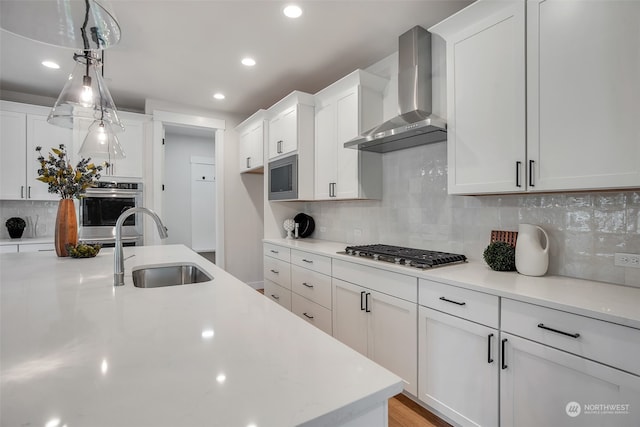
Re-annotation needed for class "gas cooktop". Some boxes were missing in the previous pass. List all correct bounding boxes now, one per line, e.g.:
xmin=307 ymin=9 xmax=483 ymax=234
xmin=343 ymin=244 xmax=467 ymax=269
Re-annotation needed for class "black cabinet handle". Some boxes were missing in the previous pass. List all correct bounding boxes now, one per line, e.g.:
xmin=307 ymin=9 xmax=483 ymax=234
xmin=488 ymin=333 xmax=494 ymax=363
xmin=20 ymin=186 xmax=24 ymax=199
xmin=439 ymin=296 xmax=466 ymax=306
xmin=516 ymin=161 xmax=522 ymax=188
xmin=303 ymin=312 xmax=314 ymax=319
xmin=270 ymin=250 xmax=279 ymax=254
xmin=537 ymin=323 xmax=580 ymax=339
xmin=501 ymin=338 xmax=508 ymax=369
xmin=360 ymin=291 xmax=366 ymax=311
xmin=27 ymin=186 xmax=31 ymax=198
xmin=270 ymin=269 xmax=279 ymax=274
xmin=302 ymin=259 xmax=313 ymax=264
xmin=246 ymin=157 xmax=250 ymax=169
xmin=529 ymin=160 xmax=535 ymax=187
xmin=277 ymin=140 xmax=283 ymax=153
xmin=302 ymin=282 xmax=313 ymax=288
xmin=270 ymin=294 xmax=280 ymax=300
xmin=365 ymin=292 xmax=371 ymax=313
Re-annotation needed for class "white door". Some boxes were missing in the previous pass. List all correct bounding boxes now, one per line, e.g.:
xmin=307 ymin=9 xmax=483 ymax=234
xmin=527 ymin=0 xmax=640 ymax=191
xmin=418 ymin=306 xmax=499 ymax=427
xmin=26 ymin=114 xmax=72 ymax=200
xmin=0 ymin=110 xmax=26 ymax=200
xmin=368 ymin=289 xmax=418 ymax=395
xmin=191 ymin=159 xmax=215 ymax=252
xmin=445 ymin=1 xmax=526 ymax=194
xmin=314 ymin=102 xmax=336 ymax=199
xmin=500 ymin=333 xmax=640 ymax=427
xmin=332 ymin=278 xmax=368 ymax=357
xmin=335 ymin=90 xmax=360 ymax=199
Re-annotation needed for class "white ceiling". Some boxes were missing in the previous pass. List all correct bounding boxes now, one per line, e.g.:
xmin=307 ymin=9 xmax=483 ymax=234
xmin=0 ymin=0 xmax=471 ymax=119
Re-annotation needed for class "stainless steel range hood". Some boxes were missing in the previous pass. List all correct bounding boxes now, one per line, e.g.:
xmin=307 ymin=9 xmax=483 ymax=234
xmin=344 ymin=26 xmax=446 ymax=153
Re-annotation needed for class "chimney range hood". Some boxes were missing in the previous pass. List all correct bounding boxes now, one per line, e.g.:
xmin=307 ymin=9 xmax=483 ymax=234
xmin=344 ymin=26 xmax=446 ymax=153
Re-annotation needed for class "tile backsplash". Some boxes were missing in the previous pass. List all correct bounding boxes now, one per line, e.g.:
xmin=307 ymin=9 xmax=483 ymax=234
xmin=0 ymin=200 xmax=59 ymax=239
xmin=304 ymin=142 xmax=640 ymax=287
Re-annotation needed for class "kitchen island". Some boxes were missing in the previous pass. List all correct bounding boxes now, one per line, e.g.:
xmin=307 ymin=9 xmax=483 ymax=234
xmin=0 ymin=245 xmax=402 ymax=427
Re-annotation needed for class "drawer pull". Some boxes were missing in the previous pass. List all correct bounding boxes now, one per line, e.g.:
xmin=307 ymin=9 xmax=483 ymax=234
xmin=487 ymin=333 xmax=494 ymax=364
xmin=501 ymin=338 xmax=508 ymax=370
xmin=537 ymin=323 xmax=580 ymax=339
xmin=439 ymin=296 xmax=466 ymax=306
xmin=360 ymin=291 xmax=366 ymax=311
xmin=303 ymin=312 xmax=314 ymax=319
xmin=302 ymin=259 xmax=313 ymax=263
xmin=270 ymin=294 xmax=280 ymax=300
xmin=302 ymin=282 xmax=314 ymax=288
xmin=270 ymin=249 xmax=279 ymax=254
xmin=270 ymin=269 xmax=279 ymax=274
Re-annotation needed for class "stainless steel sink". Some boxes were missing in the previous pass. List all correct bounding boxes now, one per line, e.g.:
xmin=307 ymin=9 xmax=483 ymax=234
xmin=132 ymin=264 xmax=212 ymax=288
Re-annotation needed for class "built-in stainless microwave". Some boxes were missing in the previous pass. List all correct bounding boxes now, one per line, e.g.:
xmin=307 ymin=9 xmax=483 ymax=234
xmin=268 ymin=154 xmax=298 ymax=200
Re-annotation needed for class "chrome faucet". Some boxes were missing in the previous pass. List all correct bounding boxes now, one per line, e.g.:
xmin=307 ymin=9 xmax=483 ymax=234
xmin=114 ymin=207 xmax=168 ymax=286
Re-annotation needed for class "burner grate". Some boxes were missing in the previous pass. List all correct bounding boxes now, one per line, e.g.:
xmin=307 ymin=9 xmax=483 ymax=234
xmin=344 ymin=244 xmax=467 ymax=268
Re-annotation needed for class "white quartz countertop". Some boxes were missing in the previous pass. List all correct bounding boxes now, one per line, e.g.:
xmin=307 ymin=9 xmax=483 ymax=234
xmin=0 ymin=245 xmax=402 ymax=427
xmin=264 ymin=238 xmax=640 ymax=329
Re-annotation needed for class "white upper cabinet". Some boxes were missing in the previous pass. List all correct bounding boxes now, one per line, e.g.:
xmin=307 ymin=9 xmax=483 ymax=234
xmin=236 ymin=109 xmax=266 ymax=173
xmin=430 ymin=0 xmax=640 ymax=194
xmin=314 ymin=70 xmax=387 ymax=200
xmin=526 ymin=0 xmax=640 ymax=191
xmin=430 ymin=0 xmax=526 ymax=195
xmin=74 ymin=111 xmax=149 ymax=179
xmin=0 ymin=101 xmax=73 ymax=201
xmin=267 ymin=91 xmax=314 ymax=161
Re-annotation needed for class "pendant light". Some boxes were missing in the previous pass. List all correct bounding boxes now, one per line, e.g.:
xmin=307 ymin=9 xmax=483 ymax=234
xmin=79 ymin=118 xmax=125 ymax=161
xmin=47 ymin=50 xmax=124 ymax=131
xmin=0 ymin=0 xmax=121 ymax=50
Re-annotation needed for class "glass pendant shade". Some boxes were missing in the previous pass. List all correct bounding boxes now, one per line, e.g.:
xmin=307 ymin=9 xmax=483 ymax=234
xmin=0 ymin=0 xmax=121 ymax=50
xmin=79 ymin=120 xmax=125 ymax=159
xmin=47 ymin=53 xmax=124 ymax=131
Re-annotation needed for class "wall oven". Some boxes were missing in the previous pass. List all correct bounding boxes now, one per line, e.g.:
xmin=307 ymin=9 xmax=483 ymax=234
xmin=268 ymin=154 xmax=298 ymax=200
xmin=79 ymin=181 xmax=144 ymax=247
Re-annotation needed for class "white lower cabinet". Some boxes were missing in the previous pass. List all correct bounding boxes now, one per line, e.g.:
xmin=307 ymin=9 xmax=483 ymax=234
xmin=500 ymin=332 xmax=640 ymax=427
xmin=332 ymin=277 xmax=417 ymax=395
xmin=418 ymin=307 xmax=499 ymax=427
xmin=0 ymin=245 xmax=18 ymax=253
xmin=291 ymin=293 xmax=332 ymax=335
xmin=264 ymin=279 xmax=291 ymax=310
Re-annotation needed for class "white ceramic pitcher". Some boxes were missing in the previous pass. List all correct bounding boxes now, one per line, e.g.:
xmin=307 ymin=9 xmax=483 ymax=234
xmin=515 ymin=224 xmax=549 ymax=276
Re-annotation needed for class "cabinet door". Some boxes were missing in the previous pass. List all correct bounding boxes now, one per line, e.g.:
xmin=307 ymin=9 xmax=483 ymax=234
xmin=418 ymin=306 xmax=498 ymax=427
xmin=279 ymin=106 xmax=298 ymax=156
xmin=314 ymin=102 xmax=337 ymax=199
xmin=527 ymin=0 xmax=640 ymax=191
xmin=248 ymin=123 xmax=264 ymax=170
xmin=238 ymin=129 xmax=250 ymax=172
xmin=368 ymin=289 xmax=417 ymax=395
xmin=501 ymin=333 xmax=640 ymax=427
xmin=332 ymin=278 xmax=368 ymax=357
xmin=335 ymin=90 xmax=360 ymax=199
xmin=446 ymin=1 xmax=526 ymax=194
xmin=268 ymin=113 xmax=283 ymax=160
xmin=26 ymin=114 xmax=72 ymax=200
xmin=0 ymin=110 xmax=26 ymax=200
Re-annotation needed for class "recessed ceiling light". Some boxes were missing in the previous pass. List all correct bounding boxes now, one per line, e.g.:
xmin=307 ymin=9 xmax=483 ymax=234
xmin=283 ymin=4 xmax=302 ymax=18
xmin=213 ymin=93 xmax=225 ymax=100
xmin=42 ymin=60 xmax=60 ymax=69
xmin=241 ymin=57 xmax=256 ymax=67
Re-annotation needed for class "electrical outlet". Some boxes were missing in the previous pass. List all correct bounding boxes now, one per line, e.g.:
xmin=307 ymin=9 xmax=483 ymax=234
xmin=614 ymin=253 xmax=640 ymax=268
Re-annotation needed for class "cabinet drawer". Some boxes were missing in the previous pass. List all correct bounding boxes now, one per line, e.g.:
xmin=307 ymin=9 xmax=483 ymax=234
xmin=292 ymin=293 xmax=332 ymax=335
xmin=291 ymin=264 xmax=332 ymax=309
xmin=502 ymin=299 xmax=640 ymax=376
xmin=419 ymin=279 xmax=499 ymax=329
xmin=332 ymin=259 xmax=417 ymax=303
xmin=18 ymin=243 xmax=55 ymax=252
xmin=263 ymin=256 xmax=291 ymax=289
xmin=263 ymin=243 xmax=290 ymax=262
xmin=264 ymin=280 xmax=291 ymax=311
xmin=0 ymin=245 xmax=18 ymax=253
xmin=291 ymin=249 xmax=331 ymax=275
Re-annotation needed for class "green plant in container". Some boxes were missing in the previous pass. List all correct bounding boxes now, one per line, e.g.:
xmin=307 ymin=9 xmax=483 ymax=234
xmin=483 ymin=241 xmax=516 ymax=271
xmin=5 ymin=217 xmax=26 ymax=239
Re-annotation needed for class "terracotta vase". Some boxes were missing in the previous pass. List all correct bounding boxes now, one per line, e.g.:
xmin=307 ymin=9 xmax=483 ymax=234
xmin=55 ymin=199 xmax=78 ymax=257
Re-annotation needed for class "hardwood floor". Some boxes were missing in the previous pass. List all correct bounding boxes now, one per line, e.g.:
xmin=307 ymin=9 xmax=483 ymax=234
xmin=389 ymin=394 xmax=452 ymax=427
xmin=255 ymin=289 xmax=450 ymax=426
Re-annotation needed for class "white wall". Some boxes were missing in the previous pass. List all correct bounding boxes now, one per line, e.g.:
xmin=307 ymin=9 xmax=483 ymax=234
xmin=145 ymin=99 xmax=264 ymax=285
xmin=163 ymin=130 xmax=214 ymax=248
